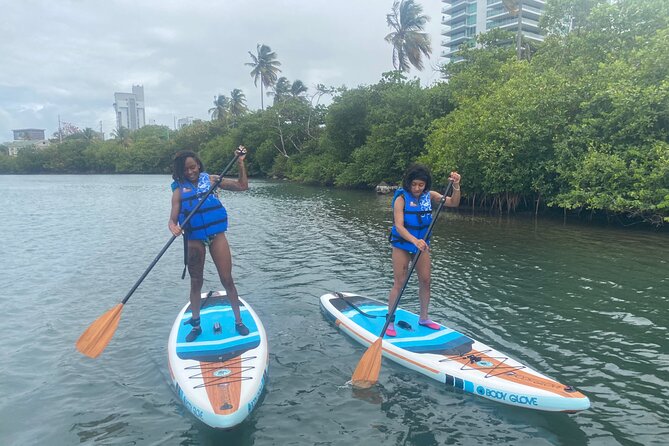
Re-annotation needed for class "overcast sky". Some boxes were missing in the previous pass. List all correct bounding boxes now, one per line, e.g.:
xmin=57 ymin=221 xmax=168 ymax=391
xmin=0 ymin=0 xmax=446 ymax=142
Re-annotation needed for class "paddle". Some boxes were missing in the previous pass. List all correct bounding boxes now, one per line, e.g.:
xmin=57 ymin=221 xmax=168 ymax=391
xmin=76 ymin=148 xmax=246 ymax=358
xmin=351 ymin=179 xmax=454 ymax=389
xmin=335 ymin=292 xmax=381 ymax=319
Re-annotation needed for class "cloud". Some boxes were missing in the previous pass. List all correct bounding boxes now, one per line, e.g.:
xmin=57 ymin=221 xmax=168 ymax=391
xmin=0 ymin=0 xmax=444 ymax=141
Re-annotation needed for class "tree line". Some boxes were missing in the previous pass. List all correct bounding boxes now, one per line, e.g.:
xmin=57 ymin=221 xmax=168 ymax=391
xmin=1 ymin=0 xmax=667 ymax=226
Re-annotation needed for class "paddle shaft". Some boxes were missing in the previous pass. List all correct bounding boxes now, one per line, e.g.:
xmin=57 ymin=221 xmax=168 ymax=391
xmin=377 ymin=180 xmax=454 ymax=335
xmin=120 ymin=152 xmax=241 ymax=305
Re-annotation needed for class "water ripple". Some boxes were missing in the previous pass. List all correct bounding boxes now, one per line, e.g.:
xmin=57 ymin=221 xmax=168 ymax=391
xmin=1 ymin=176 xmax=667 ymax=445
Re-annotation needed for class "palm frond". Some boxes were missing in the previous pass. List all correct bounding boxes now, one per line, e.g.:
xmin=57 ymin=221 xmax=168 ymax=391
xmin=384 ymin=0 xmax=431 ymax=72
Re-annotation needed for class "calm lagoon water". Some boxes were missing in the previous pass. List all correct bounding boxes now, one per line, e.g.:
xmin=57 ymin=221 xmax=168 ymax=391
xmin=0 ymin=175 xmax=667 ymax=445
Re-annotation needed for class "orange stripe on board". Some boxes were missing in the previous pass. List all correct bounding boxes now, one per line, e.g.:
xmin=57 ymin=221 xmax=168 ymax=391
xmin=336 ymin=318 xmax=441 ymax=375
xmin=382 ymin=346 xmax=441 ymax=374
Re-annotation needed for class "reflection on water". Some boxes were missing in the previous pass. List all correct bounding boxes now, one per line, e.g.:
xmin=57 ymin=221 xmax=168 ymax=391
xmin=0 ymin=176 xmax=667 ymax=445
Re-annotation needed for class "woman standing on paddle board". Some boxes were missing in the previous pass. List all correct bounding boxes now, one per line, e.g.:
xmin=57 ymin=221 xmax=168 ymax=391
xmin=386 ymin=164 xmax=461 ymax=337
xmin=168 ymin=147 xmax=249 ymax=342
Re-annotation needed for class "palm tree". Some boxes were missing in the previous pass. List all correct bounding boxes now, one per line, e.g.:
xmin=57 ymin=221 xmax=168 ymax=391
xmin=502 ymin=0 xmax=524 ymax=60
xmin=229 ymin=89 xmax=248 ymax=118
xmin=112 ymin=126 xmax=132 ymax=148
xmin=384 ymin=0 xmax=432 ymax=72
xmin=246 ymin=44 xmax=282 ymax=110
xmin=290 ymin=80 xmax=308 ymax=98
xmin=229 ymin=89 xmax=248 ymax=127
xmin=270 ymin=77 xmax=291 ymax=105
xmin=209 ymin=95 xmax=230 ymax=122
xmin=82 ymin=127 xmax=97 ymax=141
xmin=275 ymin=77 xmax=291 ymax=95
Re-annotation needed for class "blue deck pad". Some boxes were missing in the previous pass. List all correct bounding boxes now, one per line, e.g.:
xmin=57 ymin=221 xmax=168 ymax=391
xmin=342 ymin=302 xmax=473 ymax=355
xmin=177 ymin=299 xmax=260 ymax=360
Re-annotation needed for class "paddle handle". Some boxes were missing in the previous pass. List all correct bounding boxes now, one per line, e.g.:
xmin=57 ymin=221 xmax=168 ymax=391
xmin=378 ymin=180 xmax=454 ymax=335
xmin=120 ymin=150 xmax=244 ymax=305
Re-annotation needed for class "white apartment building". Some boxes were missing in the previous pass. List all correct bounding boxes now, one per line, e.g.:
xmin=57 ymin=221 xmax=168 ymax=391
xmin=113 ymin=85 xmax=146 ymax=131
xmin=441 ymin=0 xmax=546 ymax=64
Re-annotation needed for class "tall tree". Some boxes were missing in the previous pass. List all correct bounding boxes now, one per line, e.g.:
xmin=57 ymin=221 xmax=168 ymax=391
xmin=385 ymin=0 xmax=432 ymax=72
xmin=271 ymin=78 xmax=309 ymax=105
xmin=81 ymin=127 xmax=97 ymax=141
xmin=246 ymin=44 xmax=282 ymax=110
xmin=229 ymin=89 xmax=248 ymax=118
xmin=111 ymin=126 xmax=132 ymax=148
xmin=500 ymin=0 xmax=524 ymax=60
xmin=209 ymin=94 xmax=230 ymax=122
xmin=271 ymin=77 xmax=292 ymax=105
xmin=290 ymin=80 xmax=308 ymax=98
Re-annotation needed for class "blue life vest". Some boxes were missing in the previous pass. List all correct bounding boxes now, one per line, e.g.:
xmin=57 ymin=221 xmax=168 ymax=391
xmin=175 ymin=173 xmax=228 ymax=240
xmin=389 ymin=188 xmax=432 ymax=254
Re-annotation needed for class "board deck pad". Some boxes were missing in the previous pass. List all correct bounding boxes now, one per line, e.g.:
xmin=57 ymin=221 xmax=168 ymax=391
xmin=321 ymin=292 xmax=590 ymax=412
xmin=330 ymin=294 xmax=475 ymax=355
xmin=176 ymin=295 xmax=260 ymax=362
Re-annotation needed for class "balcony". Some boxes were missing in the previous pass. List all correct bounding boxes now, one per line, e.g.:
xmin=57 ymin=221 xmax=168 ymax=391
xmin=524 ymin=30 xmax=545 ymax=41
xmin=448 ymin=32 xmax=474 ymax=46
xmin=446 ymin=9 xmax=467 ymax=23
xmin=449 ymin=20 xmax=468 ymax=33
xmin=443 ymin=0 xmax=468 ymax=16
xmin=487 ymin=7 xmax=511 ymax=21
xmin=489 ymin=15 xmax=541 ymax=32
xmin=487 ymin=3 xmax=543 ymax=20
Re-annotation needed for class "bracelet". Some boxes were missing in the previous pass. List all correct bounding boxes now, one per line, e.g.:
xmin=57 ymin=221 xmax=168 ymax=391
xmin=453 ymin=184 xmax=460 ymax=191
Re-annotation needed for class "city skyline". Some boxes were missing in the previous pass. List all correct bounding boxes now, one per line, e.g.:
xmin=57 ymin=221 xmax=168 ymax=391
xmin=1 ymin=1 xmax=446 ymax=141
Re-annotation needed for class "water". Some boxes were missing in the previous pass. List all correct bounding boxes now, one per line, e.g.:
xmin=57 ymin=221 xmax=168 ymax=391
xmin=1 ymin=175 xmax=667 ymax=445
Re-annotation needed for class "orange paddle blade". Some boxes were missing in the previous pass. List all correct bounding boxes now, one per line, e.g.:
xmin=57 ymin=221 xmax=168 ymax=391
xmin=76 ymin=304 xmax=124 ymax=358
xmin=351 ymin=337 xmax=383 ymax=389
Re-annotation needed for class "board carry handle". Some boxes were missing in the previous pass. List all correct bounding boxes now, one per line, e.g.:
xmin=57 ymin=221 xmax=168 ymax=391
xmin=75 ymin=147 xmax=246 ymax=358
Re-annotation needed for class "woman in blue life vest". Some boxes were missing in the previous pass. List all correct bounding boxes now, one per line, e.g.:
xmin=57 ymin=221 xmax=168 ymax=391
xmin=386 ymin=164 xmax=461 ymax=337
xmin=168 ymin=147 xmax=249 ymax=342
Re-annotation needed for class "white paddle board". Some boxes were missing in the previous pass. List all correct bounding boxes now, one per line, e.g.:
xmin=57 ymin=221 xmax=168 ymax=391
xmin=168 ymin=291 xmax=268 ymax=428
xmin=321 ymin=292 xmax=589 ymax=412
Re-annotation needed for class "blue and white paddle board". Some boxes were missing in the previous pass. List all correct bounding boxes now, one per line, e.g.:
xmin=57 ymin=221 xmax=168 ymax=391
xmin=320 ymin=292 xmax=590 ymax=412
xmin=168 ymin=291 xmax=268 ymax=428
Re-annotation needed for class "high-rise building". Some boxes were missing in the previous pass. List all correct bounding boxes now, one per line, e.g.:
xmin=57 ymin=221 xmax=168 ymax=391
xmin=177 ymin=117 xmax=194 ymax=130
xmin=113 ymin=85 xmax=146 ymax=131
xmin=441 ymin=0 xmax=546 ymax=64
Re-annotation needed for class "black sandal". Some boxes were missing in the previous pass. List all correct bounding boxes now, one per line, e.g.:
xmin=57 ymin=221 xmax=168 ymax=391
xmin=235 ymin=322 xmax=249 ymax=336
xmin=185 ymin=317 xmax=201 ymax=342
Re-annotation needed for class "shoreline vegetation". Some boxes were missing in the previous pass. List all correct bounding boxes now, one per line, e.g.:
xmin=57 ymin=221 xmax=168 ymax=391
xmin=1 ymin=0 xmax=667 ymax=227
